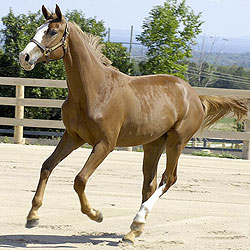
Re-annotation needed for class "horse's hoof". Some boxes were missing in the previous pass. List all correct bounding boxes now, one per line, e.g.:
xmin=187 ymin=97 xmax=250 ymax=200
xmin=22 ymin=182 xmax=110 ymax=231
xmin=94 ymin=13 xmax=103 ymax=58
xmin=122 ymin=236 xmax=134 ymax=245
xmin=26 ymin=219 xmax=39 ymax=228
xmin=94 ymin=211 xmax=103 ymax=223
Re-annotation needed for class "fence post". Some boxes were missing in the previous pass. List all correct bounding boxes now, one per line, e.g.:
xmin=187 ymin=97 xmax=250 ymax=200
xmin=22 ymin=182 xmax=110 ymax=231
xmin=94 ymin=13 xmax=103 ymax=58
xmin=242 ymin=119 xmax=250 ymax=160
xmin=127 ymin=147 xmax=133 ymax=152
xmin=14 ymin=85 xmax=24 ymax=144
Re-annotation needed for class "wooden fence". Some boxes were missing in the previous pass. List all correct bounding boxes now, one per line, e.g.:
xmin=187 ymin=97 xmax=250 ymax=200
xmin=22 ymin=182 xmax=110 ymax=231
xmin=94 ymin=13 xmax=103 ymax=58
xmin=0 ymin=76 xmax=250 ymax=159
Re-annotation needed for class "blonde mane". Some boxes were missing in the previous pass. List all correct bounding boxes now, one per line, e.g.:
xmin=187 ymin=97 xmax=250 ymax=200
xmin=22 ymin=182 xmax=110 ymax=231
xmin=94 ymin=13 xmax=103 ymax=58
xmin=71 ymin=22 xmax=113 ymax=67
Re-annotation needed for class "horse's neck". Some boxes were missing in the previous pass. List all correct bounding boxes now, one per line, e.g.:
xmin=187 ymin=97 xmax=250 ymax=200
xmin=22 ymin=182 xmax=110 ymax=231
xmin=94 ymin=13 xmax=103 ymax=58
xmin=63 ymin=23 xmax=104 ymax=104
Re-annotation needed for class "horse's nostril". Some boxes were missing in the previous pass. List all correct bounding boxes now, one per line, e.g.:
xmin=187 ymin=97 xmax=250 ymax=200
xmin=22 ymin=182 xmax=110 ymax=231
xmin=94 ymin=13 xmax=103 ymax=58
xmin=25 ymin=54 xmax=30 ymax=62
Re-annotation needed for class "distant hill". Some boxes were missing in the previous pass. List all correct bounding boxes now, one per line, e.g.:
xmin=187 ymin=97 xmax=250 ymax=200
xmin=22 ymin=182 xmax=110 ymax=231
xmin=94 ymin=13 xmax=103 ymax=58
xmin=191 ymin=36 xmax=250 ymax=68
xmin=190 ymin=51 xmax=250 ymax=68
xmin=106 ymin=30 xmax=250 ymax=66
xmin=107 ymin=30 xmax=250 ymax=53
xmin=193 ymin=36 xmax=250 ymax=54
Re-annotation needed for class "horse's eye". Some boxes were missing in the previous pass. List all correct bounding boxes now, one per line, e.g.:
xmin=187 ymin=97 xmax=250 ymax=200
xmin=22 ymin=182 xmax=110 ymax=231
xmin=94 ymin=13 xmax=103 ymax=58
xmin=48 ymin=29 xmax=57 ymax=36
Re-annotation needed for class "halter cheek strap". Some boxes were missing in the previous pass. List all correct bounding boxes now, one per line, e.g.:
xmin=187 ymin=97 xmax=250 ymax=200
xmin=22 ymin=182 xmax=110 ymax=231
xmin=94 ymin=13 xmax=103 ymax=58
xmin=31 ymin=22 xmax=69 ymax=63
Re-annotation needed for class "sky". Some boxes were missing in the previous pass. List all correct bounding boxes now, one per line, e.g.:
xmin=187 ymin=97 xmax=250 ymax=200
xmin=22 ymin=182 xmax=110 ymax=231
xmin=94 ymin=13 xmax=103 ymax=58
xmin=0 ymin=0 xmax=250 ymax=38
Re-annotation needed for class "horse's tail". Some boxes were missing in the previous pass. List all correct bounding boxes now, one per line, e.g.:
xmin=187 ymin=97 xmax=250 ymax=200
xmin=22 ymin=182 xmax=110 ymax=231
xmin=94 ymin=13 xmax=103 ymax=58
xmin=199 ymin=95 xmax=248 ymax=130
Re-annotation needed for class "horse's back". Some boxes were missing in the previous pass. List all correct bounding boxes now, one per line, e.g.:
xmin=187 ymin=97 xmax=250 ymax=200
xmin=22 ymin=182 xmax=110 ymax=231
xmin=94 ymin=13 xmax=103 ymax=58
xmin=116 ymin=74 xmax=203 ymax=146
xmin=126 ymin=74 xmax=201 ymax=120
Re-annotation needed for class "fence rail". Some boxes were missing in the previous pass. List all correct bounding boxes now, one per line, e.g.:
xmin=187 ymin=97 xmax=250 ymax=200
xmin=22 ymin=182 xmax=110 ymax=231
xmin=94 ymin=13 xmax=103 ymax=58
xmin=0 ymin=76 xmax=250 ymax=158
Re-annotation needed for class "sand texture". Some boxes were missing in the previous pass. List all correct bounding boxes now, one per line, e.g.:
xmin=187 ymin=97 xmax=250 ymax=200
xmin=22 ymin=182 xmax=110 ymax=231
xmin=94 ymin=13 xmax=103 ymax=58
xmin=0 ymin=144 xmax=250 ymax=249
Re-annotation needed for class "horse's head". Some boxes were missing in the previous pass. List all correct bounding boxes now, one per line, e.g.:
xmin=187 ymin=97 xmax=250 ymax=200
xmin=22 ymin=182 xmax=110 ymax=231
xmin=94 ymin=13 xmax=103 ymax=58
xmin=19 ymin=5 xmax=69 ymax=71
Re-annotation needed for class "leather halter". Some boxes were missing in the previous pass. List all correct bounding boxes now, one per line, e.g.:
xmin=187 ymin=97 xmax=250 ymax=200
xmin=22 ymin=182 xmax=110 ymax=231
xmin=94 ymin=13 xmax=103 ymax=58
xmin=30 ymin=21 xmax=69 ymax=63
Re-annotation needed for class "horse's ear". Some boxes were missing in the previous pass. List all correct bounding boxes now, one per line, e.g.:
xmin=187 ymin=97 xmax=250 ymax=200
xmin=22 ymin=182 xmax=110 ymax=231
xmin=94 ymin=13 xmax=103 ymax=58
xmin=55 ymin=4 xmax=63 ymax=21
xmin=42 ymin=5 xmax=52 ymax=20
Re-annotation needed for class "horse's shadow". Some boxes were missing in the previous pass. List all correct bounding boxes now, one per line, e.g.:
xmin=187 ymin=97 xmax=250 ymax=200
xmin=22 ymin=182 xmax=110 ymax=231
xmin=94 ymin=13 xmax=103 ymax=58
xmin=0 ymin=232 xmax=123 ymax=248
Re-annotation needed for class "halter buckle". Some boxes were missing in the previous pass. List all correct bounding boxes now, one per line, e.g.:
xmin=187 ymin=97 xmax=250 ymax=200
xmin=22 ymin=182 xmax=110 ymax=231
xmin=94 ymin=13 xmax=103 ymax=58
xmin=44 ymin=48 xmax=51 ymax=58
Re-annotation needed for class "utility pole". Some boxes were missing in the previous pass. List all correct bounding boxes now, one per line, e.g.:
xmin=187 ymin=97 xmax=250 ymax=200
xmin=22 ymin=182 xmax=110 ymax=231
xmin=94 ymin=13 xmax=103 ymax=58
xmin=107 ymin=27 xmax=111 ymax=42
xmin=129 ymin=25 xmax=133 ymax=62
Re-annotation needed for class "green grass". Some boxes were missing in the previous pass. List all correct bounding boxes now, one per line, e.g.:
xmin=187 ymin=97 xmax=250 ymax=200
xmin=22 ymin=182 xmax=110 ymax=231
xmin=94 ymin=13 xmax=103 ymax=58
xmin=192 ymin=151 xmax=240 ymax=159
xmin=212 ymin=117 xmax=236 ymax=131
xmin=0 ymin=136 xmax=11 ymax=143
xmin=211 ymin=117 xmax=245 ymax=132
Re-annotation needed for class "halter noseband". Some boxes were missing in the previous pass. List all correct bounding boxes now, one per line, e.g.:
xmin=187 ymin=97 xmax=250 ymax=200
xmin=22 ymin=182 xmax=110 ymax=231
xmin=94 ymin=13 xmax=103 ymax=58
xmin=31 ymin=21 xmax=69 ymax=63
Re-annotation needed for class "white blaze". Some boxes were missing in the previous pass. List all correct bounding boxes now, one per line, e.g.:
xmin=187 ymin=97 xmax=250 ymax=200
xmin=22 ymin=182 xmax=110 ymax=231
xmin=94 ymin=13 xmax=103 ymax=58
xmin=22 ymin=23 xmax=49 ymax=64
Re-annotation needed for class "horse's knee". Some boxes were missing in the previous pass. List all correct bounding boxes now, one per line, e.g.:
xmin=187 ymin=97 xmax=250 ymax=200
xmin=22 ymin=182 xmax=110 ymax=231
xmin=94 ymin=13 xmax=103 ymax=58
xmin=74 ymin=174 xmax=87 ymax=193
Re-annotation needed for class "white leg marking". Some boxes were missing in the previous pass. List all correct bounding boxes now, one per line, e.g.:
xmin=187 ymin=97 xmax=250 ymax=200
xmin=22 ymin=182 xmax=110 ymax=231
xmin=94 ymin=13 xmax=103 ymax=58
xmin=133 ymin=183 xmax=166 ymax=224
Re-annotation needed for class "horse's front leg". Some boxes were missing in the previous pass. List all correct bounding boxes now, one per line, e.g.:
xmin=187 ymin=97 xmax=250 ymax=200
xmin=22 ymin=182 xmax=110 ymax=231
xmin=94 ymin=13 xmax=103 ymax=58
xmin=74 ymin=141 xmax=113 ymax=222
xmin=26 ymin=131 xmax=84 ymax=228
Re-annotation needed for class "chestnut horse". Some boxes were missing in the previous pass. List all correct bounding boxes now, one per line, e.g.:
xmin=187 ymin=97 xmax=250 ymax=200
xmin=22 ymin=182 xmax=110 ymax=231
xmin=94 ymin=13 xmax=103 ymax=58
xmin=19 ymin=5 xmax=248 ymax=243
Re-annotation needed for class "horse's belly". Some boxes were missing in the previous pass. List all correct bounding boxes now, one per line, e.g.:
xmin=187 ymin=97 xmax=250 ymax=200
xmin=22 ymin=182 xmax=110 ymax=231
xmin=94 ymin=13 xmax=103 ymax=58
xmin=116 ymin=133 xmax=165 ymax=147
xmin=116 ymin=116 xmax=174 ymax=147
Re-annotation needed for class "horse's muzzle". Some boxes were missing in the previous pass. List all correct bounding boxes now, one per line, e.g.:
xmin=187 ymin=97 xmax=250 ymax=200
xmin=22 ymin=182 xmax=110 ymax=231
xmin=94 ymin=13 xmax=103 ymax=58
xmin=19 ymin=51 xmax=35 ymax=71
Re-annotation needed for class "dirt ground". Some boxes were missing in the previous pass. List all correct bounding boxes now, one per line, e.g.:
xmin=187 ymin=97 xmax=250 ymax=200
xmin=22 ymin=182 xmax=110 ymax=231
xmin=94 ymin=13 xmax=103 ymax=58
xmin=0 ymin=143 xmax=250 ymax=250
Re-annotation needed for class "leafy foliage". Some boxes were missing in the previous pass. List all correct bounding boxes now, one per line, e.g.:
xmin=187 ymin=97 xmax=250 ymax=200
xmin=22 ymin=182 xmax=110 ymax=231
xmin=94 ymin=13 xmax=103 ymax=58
xmin=0 ymin=8 xmax=135 ymax=122
xmin=102 ymin=42 xmax=135 ymax=74
xmin=191 ymin=51 xmax=250 ymax=69
xmin=0 ymin=8 xmax=134 ymax=79
xmin=137 ymin=0 xmax=203 ymax=78
xmin=187 ymin=62 xmax=250 ymax=90
xmin=65 ymin=10 xmax=106 ymax=37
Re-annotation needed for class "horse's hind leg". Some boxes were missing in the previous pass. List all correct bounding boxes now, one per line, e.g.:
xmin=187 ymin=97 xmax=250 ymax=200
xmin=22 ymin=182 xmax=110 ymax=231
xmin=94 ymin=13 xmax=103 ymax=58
xmin=159 ymin=129 xmax=188 ymax=192
xmin=26 ymin=130 xmax=84 ymax=228
xmin=141 ymin=136 xmax=167 ymax=203
xmin=123 ymin=136 xmax=167 ymax=243
xmin=123 ymin=120 xmax=200 ymax=244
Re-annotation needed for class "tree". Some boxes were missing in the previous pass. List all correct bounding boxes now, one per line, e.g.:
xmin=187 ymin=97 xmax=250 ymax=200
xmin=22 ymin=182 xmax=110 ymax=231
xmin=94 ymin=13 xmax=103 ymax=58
xmin=0 ymin=9 xmax=66 ymax=81
xmin=187 ymin=62 xmax=250 ymax=90
xmin=0 ymin=8 xmax=134 ymax=79
xmin=65 ymin=10 xmax=135 ymax=74
xmin=65 ymin=10 xmax=106 ymax=37
xmin=0 ymin=9 xmax=107 ymax=80
xmin=187 ymin=61 xmax=218 ymax=87
xmin=187 ymin=36 xmax=230 ymax=87
xmin=102 ymin=42 xmax=135 ymax=75
xmin=0 ymin=9 xmax=67 ymax=120
xmin=137 ymin=0 xmax=203 ymax=78
xmin=0 ymin=9 xmax=136 ymax=122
